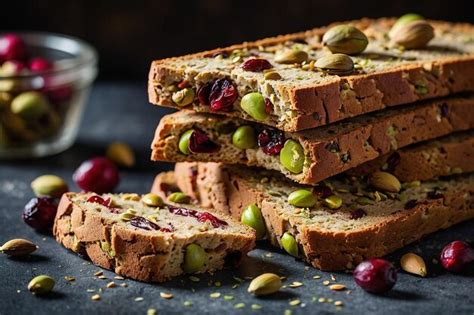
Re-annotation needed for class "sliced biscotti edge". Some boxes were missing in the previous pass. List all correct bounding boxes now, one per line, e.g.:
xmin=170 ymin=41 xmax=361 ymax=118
xmin=151 ymin=97 xmax=474 ymax=185
xmin=53 ymin=192 xmax=255 ymax=282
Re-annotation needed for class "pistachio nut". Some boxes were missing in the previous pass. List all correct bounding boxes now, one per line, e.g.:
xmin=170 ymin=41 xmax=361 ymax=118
xmin=31 ymin=174 xmax=68 ymax=198
xmin=119 ymin=212 xmax=135 ymax=221
xmin=28 ymin=275 xmax=55 ymax=295
xmin=248 ymin=273 xmax=282 ymax=296
xmin=240 ymin=92 xmax=268 ymax=121
xmin=315 ymin=53 xmax=354 ymax=75
xmin=274 ymin=49 xmax=308 ymax=64
xmin=178 ymin=129 xmax=195 ymax=155
xmin=106 ymin=142 xmax=135 ymax=168
xmin=0 ymin=238 xmax=38 ymax=256
xmin=390 ymin=13 xmax=424 ymax=36
xmin=172 ymin=88 xmax=195 ymax=107
xmin=263 ymin=70 xmax=282 ymax=80
xmin=288 ymin=189 xmax=317 ymax=208
xmin=168 ymin=192 xmax=191 ymax=204
xmin=280 ymin=139 xmax=305 ymax=174
xmin=322 ymin=25 xmax=368 ymax=55
xmin=241 ymin=204 xmax=266 ymax=240
xmin=11 ymin=91 xmax=50 ymax=121
xmin=400 ymin=253 xmax=427 ymax=277
xmin=369 ymin=171 xmax=401 ymax=193
xmin=323 ymin=195 xmax=343 ymax=209
xmin=183 ymin=243 xmax=208 ymax=273
xmin=390 ymin=20 xmax=434 ymax=49
xmin=232 ymin=125 xmax=256 ymax=149
xmin=281 ymin=232 xmax=298 ymax=257
xmin=142 ymin=193 xmax=164 ymax=207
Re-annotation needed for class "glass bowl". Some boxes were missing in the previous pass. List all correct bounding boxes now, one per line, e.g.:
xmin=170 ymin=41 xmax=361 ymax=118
xmin=0 ymin=32 xmax=98 ymax=159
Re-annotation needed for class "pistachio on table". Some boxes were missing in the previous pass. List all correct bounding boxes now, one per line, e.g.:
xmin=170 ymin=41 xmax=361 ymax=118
xmin=28 ymin=275 xmax=55 ymax=295
xmin=0 ymin=238 xmax=38 ymax=257
xmin=315 ymin=53 xmax=354 ymax=75
xmin=390 ymin=20 xmax=434 ymax=49
xmin=106 ymin=142 xmax=135 ymax=168
xmin=248 ymin=273 xmax=282 ymax=296
xmin=31 ymin=174 xmax=68 ymax=198
xmin=322 ymin=24 xmax=369 ymax=55
xmin=400 ymin=253 xmax=427 ymax=277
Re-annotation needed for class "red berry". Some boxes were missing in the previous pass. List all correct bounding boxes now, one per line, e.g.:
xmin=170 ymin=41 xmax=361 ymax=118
xmin=0 ymin=34 xmax=27 ymax=61
xmin=208 ymin=79 xmax=238 ymax=112
xmin=353 ymin=258 xmax=397 ymax=294
xmin=440 ymin=241 xmax=474 ymax=273
xmin=189 ymin=130 xmax=220 ymax=153
xmin=197 ymin=83 xmax=211 ymax=105
xmin=264 ymin=98 xmax=273 ymax=115
xmin=29 ymin=57 xmax=53 ymax=72
xmin=257 ymin=128 xmax=285 ymax=155
xmin=241 ymin=58 xmax=273 ymax=72
xmin=73 ymin=157 xmax=120 ymax=193
xmin=22 ymin=197 xmax=58 ymax=230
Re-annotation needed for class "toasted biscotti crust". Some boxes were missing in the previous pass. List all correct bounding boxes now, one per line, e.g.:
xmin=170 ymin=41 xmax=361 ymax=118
xmin=149 ymin=18 xmax=474 ymax=132
xmin=348 ymin=131 xmax=474 ymax=181
xmin=158 ymin=164 xmax=474 ymax=271
xmin=53 ymin=192 xmax=255 ymax=282
xmin=151 ymin=96 xmax=474 ymax=185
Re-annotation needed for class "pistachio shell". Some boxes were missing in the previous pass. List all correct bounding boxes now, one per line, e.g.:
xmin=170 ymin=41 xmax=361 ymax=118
xmin=248 ymin=273 xmax=282 ymax=296
xmin=274 ymin=49 xmax=308 ymax=64
xmin=400 ymin=253 xmax=427 ymax=277
xmin=322 ymin=25 xmax=368 ymax=55
xmin=106 ymin=142 xmax=135 ymax=167
xmin=0 ymin=238 xmax=38 ymax=256
xmin=31 ymin=175 xmax=69 ymax=198
xmin=369 ymin=171 xmax=401 ymax=193
xmin=315 ymin=53 xmax=354 ymax=75
xmin=390 ymin=13 xmax=424 ymax=37
xmin=390 ymin=20 xmax=434 ymax=49
xmin=28 ymin=275 xmax=55 ymax=294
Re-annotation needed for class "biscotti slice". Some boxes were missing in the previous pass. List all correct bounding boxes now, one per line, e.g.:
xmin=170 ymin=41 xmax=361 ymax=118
xmin=149 ymin=18 xmax=474 ymax=132
xmin=151 ymin=96 xmax=474 ymax=185
xmin=53 ymin=192 xmax=255 ymax=282
xmin=155 ymin=164 xmax=474 ymax=270
xmin=348 ymin=130 xmax=474 ymax=181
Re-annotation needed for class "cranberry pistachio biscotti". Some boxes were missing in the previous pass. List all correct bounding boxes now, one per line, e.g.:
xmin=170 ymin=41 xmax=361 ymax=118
xmin=148 ymin=17 xmax=474 ymax=132
xmin=155 ymin=164 xmax=474 ymax=270
xmin=53 ymin=192 xmax=255 ymax=282
xmin=151 ymin=96 xmax=474 ymax=185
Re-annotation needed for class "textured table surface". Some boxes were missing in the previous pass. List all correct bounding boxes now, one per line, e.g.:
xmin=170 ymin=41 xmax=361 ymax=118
xmin=0 ymin=81 xmax=473 ymax=315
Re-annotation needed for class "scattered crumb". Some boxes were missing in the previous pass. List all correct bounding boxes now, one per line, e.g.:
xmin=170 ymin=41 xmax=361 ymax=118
xmin=329 ymin=284 xmax=346 ymax=291
xmin=94 ymin=271 xmax=103 ymax=277
xmin=184 ymin=300 xmax=193 ymax=307
xmin=106 ymin=282 xmax=116 ymax=288
xmin=313 ymin=275 xmax=321 ymax=279
xmin=234 ymin=303 xmax=245 ymax=309
xmin=189 ymin=276 xmax=200 ymax=282
xmin=91 ymin=294 xmax=101 ymax=301
xmin=114 ymin=276 xmax=125 ymax=280
xmin=64 ymin=276 xmax=75 ymax=282
xmin=147 ymin=308 xmax=157 ymax=315
xmin=134 ymin=297 xmax=144 ymax=302
xmin=334 ymin=301 xmax=344 ymax=306
xmin=251 ymin=304 xmax=262 ymax=310
xmin=289 ymin=281 xmax=303 ymax=288
xmin=210 ymin=292 xmax=221 ymax=299
xmin=160 ymin=292 xmax=173 ymax=299
xmin=322 ymin=280 xmax=330 ymax=286
xmin=289 ymin=299 xmax=301 ymax=306
xmin=120 ymin=283 xmax=128 ymax=288
xmin=224 ymin=295 xmax=234 ymax=301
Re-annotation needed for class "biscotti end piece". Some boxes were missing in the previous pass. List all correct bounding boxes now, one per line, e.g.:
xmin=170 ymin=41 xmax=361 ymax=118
xmin=151 ymin=97 xmax=474 ymax=185
xmin=162 ymin=163 xmax=474 ymax=271
xmin=53 ymin=192 xmax=256 ymax=282
xmin=149 ymin=18 xmax=474 ymax=132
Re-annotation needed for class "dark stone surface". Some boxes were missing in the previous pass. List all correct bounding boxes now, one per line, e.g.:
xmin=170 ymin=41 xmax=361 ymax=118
xmin=0 ymin=81 xmax=473 ymax=315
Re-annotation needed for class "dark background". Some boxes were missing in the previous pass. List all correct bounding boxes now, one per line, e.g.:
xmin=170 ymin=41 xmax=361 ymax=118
xmin=2 ymin=0 xmax=474 ymax=80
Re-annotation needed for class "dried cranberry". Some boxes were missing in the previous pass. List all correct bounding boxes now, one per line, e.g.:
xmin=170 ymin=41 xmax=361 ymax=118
xmin=29 ymin=57 xmax=53 ymax=72
xmin=385 ymin=152 xmax=400 ymax=173
xmin=208 ymin=79 xmax=238 ymax=112
xmin=0 ymin=34 xmax=27 ymax=61
xmin=168 ymin=206 xmax=228 ymax=228
xmin=177 ymin=80 xmax=189 ymax=89
xmin=313 ymin=185 xmax=333 ymax=198
xmin=189 ymin=130 xmax=220 ymax=153
xmin=440 ymin=103 xmax=449 ymax=117
xmin=241 ymin=58 xmax=272 ymax=72
xmin=197 ymin=83 xmax=211 ymax=105
xmin=404 ymin=199 xmax=418 ymax=209
xmin=440 ymin=241 xmax=474 ymax=273
xmin=130 ymin=216 xmax=160 ymax=231
xmin=353 ymin=258 xmax=397 ymax=294
xmin=257 ymin=128 xmax=285 ymax=155
xmin=350 ymin=208 xmax=367 ymax=220
xmin=73 ymin=157 xmax=120 ymax=194
xmin=264 ymin=98 xmax=273 ymax=115
xmin=22 ymin=197 xmax=58 ymax=230
xmin=87 ymin=195 xmax=111 ymax=207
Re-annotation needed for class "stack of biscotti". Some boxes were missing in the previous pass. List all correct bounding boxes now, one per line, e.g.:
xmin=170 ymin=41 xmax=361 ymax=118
xmin=147 ymin=16 xmax=474 ymax=270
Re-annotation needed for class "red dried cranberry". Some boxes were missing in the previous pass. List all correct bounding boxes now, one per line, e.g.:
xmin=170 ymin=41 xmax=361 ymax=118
xmin=177 ymin=80 xmax=189 ymax=89
xmin=168 ymin=206 xmax=228 ymax=228
xmin=87 ymin=195 xmax=111 ymax=207
xmin=73 ymin=157 xmax=120 ymax=194
xmin=0 ymin=34 xmax=27 ymax=61
xmin=29 ymin=57 xmax=53 ymax=72
xmin=189 ymin=130 xmax=220 ymax=153
xmin=129 ymin=216 xmax=160 ymax=231
xmin=404 ymin=199 xmax=418 ymax=209
xmin=197 ymin=83 xmax=212 ymax=105
xmin=208 ymin=79 xmax=238 ymax=112
xmin=22 ymin=197 xmax=58 ymax=230
xmin=353 ymin=258 xmax=397 ymax=294
xmin=264 ymin=98 xmax=273 ymax=115
xmin=350 ymin=208 xmax=367 ymax=220
xmin=385 ymin=152 xmax=400 ymax=173
xmin=313 ymin=185 xmax=333 ymax=198
xmin=440 ymin=241 xmax=474 ymax=273
xmin=241 ymin=58 xmax=272 ymax=72
xmin=257 ymin=128 xmax=285 ymax=155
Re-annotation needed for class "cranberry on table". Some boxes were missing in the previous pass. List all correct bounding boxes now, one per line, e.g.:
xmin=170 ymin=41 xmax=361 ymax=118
xmin=0 ymin=34 xmax=27 ymax=61
xmin=440 ymin=240 xmax=474 ymax=273
xmin=353 ymin=258 xmax=397 ymax=294
xmin=29 ymin=57 xmax=54 ymax=72
xmin=22 ymin=197 xmax=58 ymax=230
xmin=73 ymin=157 xmax=120 ymax=193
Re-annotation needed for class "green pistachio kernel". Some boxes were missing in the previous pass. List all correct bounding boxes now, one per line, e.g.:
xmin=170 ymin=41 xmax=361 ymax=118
xmin=323 ymin=195 xmax=343 ymax=209
xmin=183 ymin=243 xmax=208 ymax=273
xmin=28 ymin=275 xmax=55 ymax=295
xmin=392 ymin=13 xmax=424 ymax=31
xmin=168 ymin=192 xmax=191 ymax=204
xmin=172 ymin=88 xmax=195 ymax=106
xmin=280 ymin=139 xmax=305 ymax=174
xmin=232 ymin=125 xmax=256 ymax=149
xmin=240 ymin=92 xmax=268 ymax=121
xmin=11 ymin=91 xmax=50 ymax=121
xmin=31 ymin=174 xmax=69 ymax=198
xmin=281 ymin=232 xmax=298 ymax=257
xmin=241 ymin=204 xmax=266 ymax=240
xmin=178 ymin=129 xmax=194 ymax=155
xmin=288 ymin=189 xmax=317 ymax=208
xmin=142 ymin=193 xmax=164 ymax=207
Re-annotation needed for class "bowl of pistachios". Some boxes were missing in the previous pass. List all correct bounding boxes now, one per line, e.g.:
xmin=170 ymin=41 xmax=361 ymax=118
xmin=0 ymin=32 xmax=98 ymax=159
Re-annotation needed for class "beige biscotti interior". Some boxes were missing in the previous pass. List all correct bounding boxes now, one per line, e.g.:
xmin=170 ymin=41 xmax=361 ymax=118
xmin=151 ymin=96 xmax=474 ymax=185
xmin=53 ymin=192 xmax=255 ymax=282
xmin=149 ymin=18 xmax=474 ymax=132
